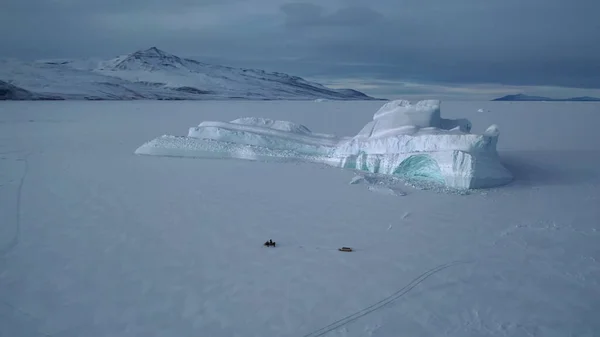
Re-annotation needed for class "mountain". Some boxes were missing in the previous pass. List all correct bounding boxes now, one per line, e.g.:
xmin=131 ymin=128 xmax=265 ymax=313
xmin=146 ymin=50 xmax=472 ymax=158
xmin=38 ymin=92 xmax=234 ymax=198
xmin=566 ymin=96 xmax=600 ymax=101
xmin=493 ymin=93 xmax=600 ymax=102
xmin=0 ymin=47 xmax=379 ymax=101
xmin=0 ymin=80 xmax=37 ymax=100
xmin=0 ymin=80 xmax=63 ymax=100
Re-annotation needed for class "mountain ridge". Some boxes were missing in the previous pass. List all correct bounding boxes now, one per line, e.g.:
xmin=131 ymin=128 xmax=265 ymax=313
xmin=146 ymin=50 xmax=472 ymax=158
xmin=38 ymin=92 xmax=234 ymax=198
xmin=492 ymin=93 xmax=600 ymax=102
xmin=0 ymin=47 xmax=381 ymax=101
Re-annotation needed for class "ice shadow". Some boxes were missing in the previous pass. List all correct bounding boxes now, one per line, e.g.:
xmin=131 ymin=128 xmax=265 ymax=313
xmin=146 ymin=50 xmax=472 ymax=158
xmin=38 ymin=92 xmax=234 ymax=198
xmin=500 ymin=150 xmax=600 ymax=187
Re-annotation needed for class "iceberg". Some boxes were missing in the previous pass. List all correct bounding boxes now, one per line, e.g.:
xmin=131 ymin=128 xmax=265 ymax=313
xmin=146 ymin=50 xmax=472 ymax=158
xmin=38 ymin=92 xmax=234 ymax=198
xmin=135 ymin=100 xmax=513 ymax=189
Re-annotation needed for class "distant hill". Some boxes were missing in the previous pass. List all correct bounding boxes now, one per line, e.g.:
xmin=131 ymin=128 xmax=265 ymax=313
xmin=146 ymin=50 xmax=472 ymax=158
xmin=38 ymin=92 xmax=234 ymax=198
xmin=0 ymin=47 xmax=380 ymax=101
xmin=0 ymin=80 xmax=63 ymax=100
xmin=493 ymin=94 xmax=600 ymax=102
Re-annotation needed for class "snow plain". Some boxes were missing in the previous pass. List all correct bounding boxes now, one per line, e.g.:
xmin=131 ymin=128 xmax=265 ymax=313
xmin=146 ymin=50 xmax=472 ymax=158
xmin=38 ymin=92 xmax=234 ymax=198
xmin=1 ymin=100 xmax=599 ymax=337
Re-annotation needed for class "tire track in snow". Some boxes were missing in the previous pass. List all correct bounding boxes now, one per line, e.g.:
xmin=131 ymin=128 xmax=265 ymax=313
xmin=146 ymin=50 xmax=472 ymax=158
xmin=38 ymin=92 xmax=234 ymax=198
xmin=301 ymin=260 xmax=472 ymax=337
xmin=0 ymin=152 xmax=30 ymax=256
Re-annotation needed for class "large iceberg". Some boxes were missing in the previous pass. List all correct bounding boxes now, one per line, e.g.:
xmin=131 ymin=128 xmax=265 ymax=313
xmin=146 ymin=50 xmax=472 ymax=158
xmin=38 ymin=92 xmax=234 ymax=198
xmin=135 ymin=100 xmax=513 ymax=189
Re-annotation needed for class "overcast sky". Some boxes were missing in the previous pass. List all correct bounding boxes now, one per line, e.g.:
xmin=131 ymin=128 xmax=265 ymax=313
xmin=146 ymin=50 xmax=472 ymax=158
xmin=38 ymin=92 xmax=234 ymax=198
xmin=1 ymin=0 xmax=599 ymax=99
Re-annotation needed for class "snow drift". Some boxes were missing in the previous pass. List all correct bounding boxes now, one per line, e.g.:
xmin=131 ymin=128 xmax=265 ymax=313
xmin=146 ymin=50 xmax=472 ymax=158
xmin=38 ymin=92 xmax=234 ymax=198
xmin=135 ymin=100 xmax=513 ymax=189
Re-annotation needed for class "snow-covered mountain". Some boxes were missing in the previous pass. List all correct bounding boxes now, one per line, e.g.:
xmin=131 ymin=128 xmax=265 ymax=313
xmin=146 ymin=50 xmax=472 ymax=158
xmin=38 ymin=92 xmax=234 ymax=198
xmin=0 ymin=47 xmax=378 ymax=101
xmin=493 ymin=93 xmax=600 ymax=101
xmin=0 ymin=80 xmax=37 ymax=100
xmin=0 ymin=80 xmax=63 ymax=100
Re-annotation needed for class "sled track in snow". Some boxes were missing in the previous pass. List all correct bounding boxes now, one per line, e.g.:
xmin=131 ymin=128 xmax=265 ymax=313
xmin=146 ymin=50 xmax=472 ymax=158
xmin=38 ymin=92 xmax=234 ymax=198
xmin=0 ymin=152 xmax=30 ymax=256
xmin=0 ymin=153 xmax=52 ymax=337
xmin=301 ymin=260 xmax=472 ymax=337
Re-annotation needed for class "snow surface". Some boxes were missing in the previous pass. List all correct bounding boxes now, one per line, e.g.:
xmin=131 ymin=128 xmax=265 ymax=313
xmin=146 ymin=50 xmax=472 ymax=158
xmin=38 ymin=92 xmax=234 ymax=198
xmin=1 ymin=100 xmax=600 ymax=337
xmin=136 ymin=100 xmax=512 ymax=189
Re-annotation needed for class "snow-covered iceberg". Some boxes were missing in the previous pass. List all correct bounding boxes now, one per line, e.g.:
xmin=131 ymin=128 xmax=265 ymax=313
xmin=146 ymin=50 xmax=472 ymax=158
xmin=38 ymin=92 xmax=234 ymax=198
xmin=135 ymin=100 xmax=513 ymax=189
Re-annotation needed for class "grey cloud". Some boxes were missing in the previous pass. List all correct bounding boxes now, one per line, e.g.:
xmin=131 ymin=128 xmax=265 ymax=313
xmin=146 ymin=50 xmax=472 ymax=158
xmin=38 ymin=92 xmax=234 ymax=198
xmin=1 ymin=0 xmax=599 ymax=96
xmin=0 ymin=0 xmax=253 ymax=59
xmin=326 ymin=7 xmax=383 ymax=26
xmin=280 ymin=3 xmax=324 ymax=26
xmin=275 ymin=0 xmax=600 ymax=89
xmin=4 ymin=0 xmax=237 ymax=14
xmin=281 ymin=2 xmax=383 ymax=27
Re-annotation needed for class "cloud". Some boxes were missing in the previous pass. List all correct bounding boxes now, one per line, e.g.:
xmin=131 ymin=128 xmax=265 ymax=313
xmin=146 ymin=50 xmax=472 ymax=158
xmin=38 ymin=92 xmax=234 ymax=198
xmin=281 ymin=3 xmax=383 ymax=27
xmin=4 ymin=0 xmax=237 ymax=14
xmin=280 ymin=3 xmax=323 ymax=26
xmin=0 ymin=0 xmax=599 ymax=97
xmin=274 ymin=0 xmax=600 ymax=89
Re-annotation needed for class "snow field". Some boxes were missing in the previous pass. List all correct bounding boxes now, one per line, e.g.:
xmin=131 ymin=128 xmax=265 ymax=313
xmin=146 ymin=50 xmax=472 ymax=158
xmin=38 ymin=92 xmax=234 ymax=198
xmin=1 ymin=100 xmax=599 ymax=337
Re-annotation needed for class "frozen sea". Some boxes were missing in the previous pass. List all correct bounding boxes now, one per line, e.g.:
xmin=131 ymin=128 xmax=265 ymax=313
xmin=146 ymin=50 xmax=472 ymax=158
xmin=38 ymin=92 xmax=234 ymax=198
xmin=1 ymin=100 xmax=599 ymax=337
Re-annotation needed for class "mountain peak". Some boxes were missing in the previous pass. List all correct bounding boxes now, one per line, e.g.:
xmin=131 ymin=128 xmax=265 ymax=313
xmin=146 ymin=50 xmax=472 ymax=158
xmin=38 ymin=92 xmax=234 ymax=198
xmin=131 ymin=47 xmax=173 ymax=58
xmin=110 ymin=47 xmax=185 ymax=71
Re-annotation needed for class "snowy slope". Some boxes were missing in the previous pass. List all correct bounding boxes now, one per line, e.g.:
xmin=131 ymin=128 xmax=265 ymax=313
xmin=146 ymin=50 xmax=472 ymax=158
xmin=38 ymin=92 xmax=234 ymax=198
xmin=1 ymin=100 xmax=599 ymax=337
xmin=0 ymin=80 xmax=62 ymax=101
xmin=0 ymin=80 xmax=36 ymax=100
xmin=0 ymin=59 xmax=206 ymax=100
xmin=0 ymin=48 xmax=377 ymax=101
xmin=136 ymin=100 xmax=513 ymax=189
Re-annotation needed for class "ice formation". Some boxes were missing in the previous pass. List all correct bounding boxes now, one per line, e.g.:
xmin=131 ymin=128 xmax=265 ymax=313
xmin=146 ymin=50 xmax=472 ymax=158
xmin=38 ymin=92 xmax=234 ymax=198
xmin=135 ymin=100 xmax=513 ymax=189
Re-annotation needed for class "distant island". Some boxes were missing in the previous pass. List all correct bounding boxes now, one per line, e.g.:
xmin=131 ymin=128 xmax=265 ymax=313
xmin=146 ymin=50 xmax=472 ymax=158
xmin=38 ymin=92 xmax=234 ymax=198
xmin=492 ymin=94 xmax=600 ymax=102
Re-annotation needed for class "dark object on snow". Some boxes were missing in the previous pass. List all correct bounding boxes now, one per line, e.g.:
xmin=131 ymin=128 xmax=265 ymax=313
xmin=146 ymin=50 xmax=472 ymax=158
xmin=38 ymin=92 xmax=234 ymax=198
xmin=264 ymin=239 xmax=276 ymax=247
xmin=338 ymin=247 xmax=353 ymax=252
